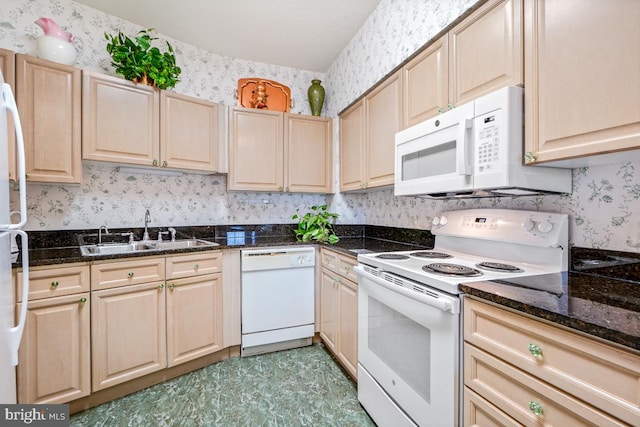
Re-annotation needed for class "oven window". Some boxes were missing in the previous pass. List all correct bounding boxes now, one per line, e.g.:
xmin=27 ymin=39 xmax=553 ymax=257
xmin=368 ymin=296 xmax=431 ymax=402
xmin=401 ymin=140 xmax=456 ymax=180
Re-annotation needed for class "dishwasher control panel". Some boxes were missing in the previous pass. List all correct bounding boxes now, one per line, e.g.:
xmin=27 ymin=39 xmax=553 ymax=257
xmin=241 ymin=247 xmax=316 ymax=271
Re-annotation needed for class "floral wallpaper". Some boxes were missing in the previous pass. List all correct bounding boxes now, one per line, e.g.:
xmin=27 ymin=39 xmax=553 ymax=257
xmin=1 ymin=0 xmax=639 ymax=253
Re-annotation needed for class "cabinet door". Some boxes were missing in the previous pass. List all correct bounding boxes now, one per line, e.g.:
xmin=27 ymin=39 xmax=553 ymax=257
xmin=338 ymin=278 xmax=358 ymax=379
xmin=402 ymin=34 xmax=449 ymax=127
xmin=161 ymin=91 xmax=219 ymax=172
xmin=16 ymin=54 xmax=81 ymax=183
xmin=82 ymin=71 xmax=159 ymax=166
xmin=228 ymin=107 xmax=283 ymax=191
xmin=524 ymin=0 xmax=640 ymax=165
xmin=166 ymin=273 xmax=223 ymax=367
xmin=91 ymin=282 xmax=166 ymax=391
xmin=17 ymin=293 xmax=90 ymax=404
xmin=0 ymin=49 xmax=16 ymax=182
xmin=366 ymin=70 xmax=402 ymax=189
xmin=319 ymin=268 xmax=340 ymax=353
xmin=339 ymin=100 xmax=365 ymax=191
xmin=449 ymin=0 xmax=523 ymax=107
xmin=285 ymin=114 xmax=333 ymax=193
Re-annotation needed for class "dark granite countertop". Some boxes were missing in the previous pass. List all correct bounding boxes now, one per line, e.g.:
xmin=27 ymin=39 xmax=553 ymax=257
xmin=15 ymin=224 xmax=434 ymax=267
xmin=461 ymin=270 xmax=640 ymax=352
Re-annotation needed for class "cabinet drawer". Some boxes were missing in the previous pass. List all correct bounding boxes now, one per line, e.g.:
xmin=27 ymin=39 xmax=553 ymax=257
xmin=464 ymin=387 xmax=523 ymax=427
xmin=465 ymin=344 xmax=627 ymax=427
xmin=17 ymin=265 xmax=90 ymax=302
xmin=464 ymin=298 xmax=640 ymax=425
xmin=165 ymin=251 xmax=222 ymax=280
xmin=91 ymin=257 xmax=165 ymax=290
xmin=320 ymin=248 xmax=338 ymax=273
xmin=337 ymin=253 xmax=358 ymax=283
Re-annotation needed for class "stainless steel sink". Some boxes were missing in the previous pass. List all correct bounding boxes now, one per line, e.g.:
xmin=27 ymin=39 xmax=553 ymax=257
xmin=80 ymin=242 xmax=157 ymax=256
xmin=80 ymin=239 xmax=219 ymax=256
xmin=154 ymin=239 xmax=219 ymax=250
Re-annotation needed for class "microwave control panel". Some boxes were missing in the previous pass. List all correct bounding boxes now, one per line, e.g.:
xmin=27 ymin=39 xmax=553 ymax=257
xmin=475 ymin=110 xmax=502 ymax=174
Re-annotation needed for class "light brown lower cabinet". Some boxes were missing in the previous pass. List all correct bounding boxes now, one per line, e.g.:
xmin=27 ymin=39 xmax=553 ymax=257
xmin=464 ymin=298 xmax=640 ymax=426
xmin=16 ymin=264 xmax=91 ymax=404
xmin=17 ymin=292 xmax=91 ymax=404
xmin=166 ymin=273 xmax=223 ymax=367
xmin=91 ymin=252 xmax=223 ymax=391
xmin=91 ymin=281 xmax=167 ymax=391
xmin=319 ymin=248 xmax=358 ymax=379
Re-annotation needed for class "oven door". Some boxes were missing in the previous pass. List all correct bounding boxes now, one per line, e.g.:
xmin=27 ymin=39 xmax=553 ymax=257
xmin=356 ymin=265 xmax=460 ymax=427
xmin=395 ymin=101 xmax=474 ymax=197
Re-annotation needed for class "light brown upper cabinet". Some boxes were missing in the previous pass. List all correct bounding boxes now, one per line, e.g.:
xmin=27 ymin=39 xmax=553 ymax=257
xmin=16 ymin=54 xmax=82 ymax=183
xmin=523 ymin=0 xmax=640 ymax=167
xmin=228 ymin=106 xmax=332 ymax=193
xmin=340 ymin=70 xmax=402 ymax=191
xmin=0 ymin=49 xmax=16 ymax=182
xmin=82 ymin=71 xmax=221 ymax=173
xmin=403 ymin=0 xmax=523 ymax=128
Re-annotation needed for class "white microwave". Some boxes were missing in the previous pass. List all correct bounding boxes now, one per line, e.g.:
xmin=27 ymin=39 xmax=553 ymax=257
xmin=394 ymin=86 xmax=572 ymax=198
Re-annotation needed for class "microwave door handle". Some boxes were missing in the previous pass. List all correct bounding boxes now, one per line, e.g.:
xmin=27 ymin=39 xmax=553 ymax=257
xmin=457 ymin=118 xmax=473 ymax=176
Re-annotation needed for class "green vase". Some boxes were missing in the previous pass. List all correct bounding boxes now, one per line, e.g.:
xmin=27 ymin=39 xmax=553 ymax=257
xmin=307 ymin=79 xmax=325 ymax=116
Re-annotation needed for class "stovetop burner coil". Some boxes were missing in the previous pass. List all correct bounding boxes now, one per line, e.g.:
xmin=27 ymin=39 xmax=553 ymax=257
xmin=409 ymin=251 xmax=453 ymax=259
xmin=422 ymin=263 xmax=483 ymax=277
xmin=476 ymin=262 xmax=524 ymax=273
xmin=376 ymin=253 xmax=411 ymax=260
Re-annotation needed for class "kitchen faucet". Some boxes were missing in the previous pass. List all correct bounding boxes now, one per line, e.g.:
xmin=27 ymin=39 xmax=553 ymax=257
xmin=143 ymin=209 xmax=151 ymax=241
xmin=98 ymin=225 xmax=109 ymax=245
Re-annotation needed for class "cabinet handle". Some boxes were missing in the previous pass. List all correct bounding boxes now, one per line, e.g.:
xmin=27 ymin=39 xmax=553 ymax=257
xmin=528 ymin=401 xmax=543 ymax=416
xmin=79 ymin=297 xmax=87 ymax=304
xmin=344 ymin=265 xmax=351 ymax=272
xmin=169 ymin=284 xmax=175 ymax=290
xmin=158 ymin=284 xmax=164 ymax=290
xmin=194 ymin=264 xmax=199 ymax=270
xmin=278 ymin=186 xmax=283 ymax=191
xmin=127 ymin=272 xmax=134 ymax=278
xmin=162 ymin=160 xmax=168 ymax=167
xmin=50 ymin=281 xmax=59 ymax=288
xmin=528 ymin=343 xmax=543 ymax=357
xmin=152 ymin=159 xmax=158 ymax=166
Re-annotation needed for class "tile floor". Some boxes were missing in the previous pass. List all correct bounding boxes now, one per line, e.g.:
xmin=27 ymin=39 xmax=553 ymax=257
xmin=70 ymin=344 xmax=375 ymax=427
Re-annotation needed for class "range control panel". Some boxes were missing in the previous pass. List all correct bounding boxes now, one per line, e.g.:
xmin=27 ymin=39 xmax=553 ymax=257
xmin=432 ymin=209 xmax=569 ymax=247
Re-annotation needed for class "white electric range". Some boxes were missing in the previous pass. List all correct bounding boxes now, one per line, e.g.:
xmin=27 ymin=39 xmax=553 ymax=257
xmin=355 ymin=208 xmax=569 ymax=427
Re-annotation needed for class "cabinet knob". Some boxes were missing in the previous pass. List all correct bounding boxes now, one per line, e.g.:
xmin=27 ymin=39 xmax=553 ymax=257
xmin=158 ymin=284 xmax=164 ymax=290
xmin=528 ymin=343 xmax=543 ymax=357
xmin=524 ymin=151 xmax=537 ymax=163
xmin=194 ymin=264 xmax=199 ymax=270
xmin=344 ymin=265 xmax=351 ymax=272
xmin=50 ymin=281 xmax=59 ymax=288
xmin=152 ymin=159 xmax=159 ymax=166
xmin=528 ymin=401 xmax=543 ymax=416
xmin=79 ymin=297 xmax=87 ymax=304
xmin=169 ymin=284 xmax=175 ymax=290
xmin=162 ymin=160 xmax=168 ymax=167
xmin=128 ymin=272 xmax=134 ymax=278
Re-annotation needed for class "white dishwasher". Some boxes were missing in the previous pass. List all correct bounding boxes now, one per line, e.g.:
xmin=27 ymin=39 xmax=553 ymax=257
xmin=241 ymin=246 xmax=315 ymax=356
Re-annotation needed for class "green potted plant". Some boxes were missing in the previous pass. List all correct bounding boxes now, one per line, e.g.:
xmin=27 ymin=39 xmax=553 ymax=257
xmin=292 ymin=204 xmax=340 ymax=244
xmin=104 ymin=28 xmax=181 ymax=90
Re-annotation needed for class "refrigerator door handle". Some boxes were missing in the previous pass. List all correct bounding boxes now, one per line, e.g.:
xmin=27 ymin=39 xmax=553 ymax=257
xmin=0 ymin=82 xmax=27 ymax=230
xmin=7 ymin=230 xmax=28 ymax=366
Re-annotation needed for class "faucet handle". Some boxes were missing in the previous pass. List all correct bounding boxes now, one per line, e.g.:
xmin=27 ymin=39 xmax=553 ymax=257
xmin=168 ymin=227 xmax=176 ymax=242
xmin=158 ymin=230 xmax=170 ymax=242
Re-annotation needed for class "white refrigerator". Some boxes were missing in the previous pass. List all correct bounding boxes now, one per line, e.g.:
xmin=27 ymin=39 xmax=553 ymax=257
xmin=0 ymin=70 xmax=29 ymax=403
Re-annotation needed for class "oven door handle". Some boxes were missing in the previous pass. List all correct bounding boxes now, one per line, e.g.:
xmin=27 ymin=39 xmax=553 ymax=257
xmin=355 ymin=265 xmax=459 ymax=314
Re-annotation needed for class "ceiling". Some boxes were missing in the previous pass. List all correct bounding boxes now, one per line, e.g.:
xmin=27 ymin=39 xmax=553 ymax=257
xmin=74 ymin=0 xmax=382 ymax=72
